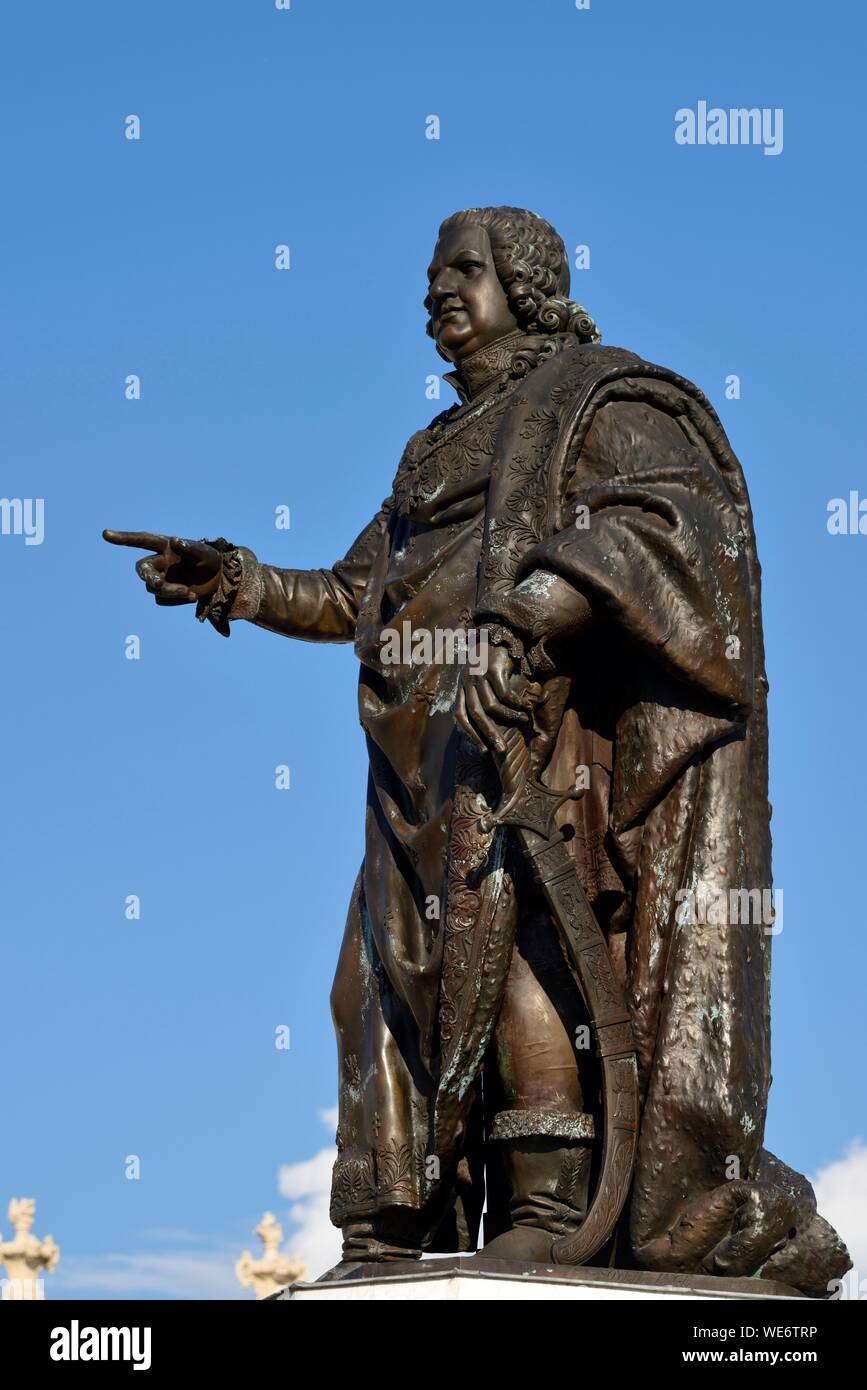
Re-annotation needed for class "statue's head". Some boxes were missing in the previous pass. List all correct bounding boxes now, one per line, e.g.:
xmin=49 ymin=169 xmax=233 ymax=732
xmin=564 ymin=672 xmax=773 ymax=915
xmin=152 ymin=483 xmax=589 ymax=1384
xmin=9 ymin=1198 xmax=35 ymax=1234
xmin=425 ymin=206 xmax=599 ymax=363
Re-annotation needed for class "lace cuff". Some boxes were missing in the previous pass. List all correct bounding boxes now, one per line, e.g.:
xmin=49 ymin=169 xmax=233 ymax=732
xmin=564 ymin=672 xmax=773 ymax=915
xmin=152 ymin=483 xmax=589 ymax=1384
xmin=484 ymin=622 xmax=556 ymax=679
xmin=477 ymin=570 xmax=592 ymax=675
xmin=195 ymin=539 xmax=263 ymax=636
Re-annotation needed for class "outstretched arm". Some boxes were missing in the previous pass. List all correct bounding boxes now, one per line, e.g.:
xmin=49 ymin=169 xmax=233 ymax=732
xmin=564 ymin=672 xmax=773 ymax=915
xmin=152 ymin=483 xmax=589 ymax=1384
xmin=245 ymin=501 xmax=392 ymax=642
xmin=103 ymin=497 xmax=393 ymax=644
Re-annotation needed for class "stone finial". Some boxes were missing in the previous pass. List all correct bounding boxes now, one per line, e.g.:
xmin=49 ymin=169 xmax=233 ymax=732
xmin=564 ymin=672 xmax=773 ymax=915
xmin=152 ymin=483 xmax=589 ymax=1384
xmin=1 ymin=1198 xmax=60 ymax=1300
xmin=235 ymin=1212 xmax=306 ymax=1299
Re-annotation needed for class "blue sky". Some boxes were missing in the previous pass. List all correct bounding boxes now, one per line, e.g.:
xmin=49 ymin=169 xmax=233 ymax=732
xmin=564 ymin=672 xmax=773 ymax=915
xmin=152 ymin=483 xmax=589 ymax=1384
xmin=2 ymin=0 xmax=865 ymax=1296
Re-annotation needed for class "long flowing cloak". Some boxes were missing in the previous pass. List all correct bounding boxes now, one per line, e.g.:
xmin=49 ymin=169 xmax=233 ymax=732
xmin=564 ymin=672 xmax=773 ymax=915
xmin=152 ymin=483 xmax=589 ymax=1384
xmin=252 ymin=336 xmax=847 ymax=1283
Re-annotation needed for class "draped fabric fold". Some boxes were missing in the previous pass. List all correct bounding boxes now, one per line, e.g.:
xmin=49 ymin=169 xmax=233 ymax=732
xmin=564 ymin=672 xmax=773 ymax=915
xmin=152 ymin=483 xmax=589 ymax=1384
xmin=249 ymin=335 xmax=847 ymax=1286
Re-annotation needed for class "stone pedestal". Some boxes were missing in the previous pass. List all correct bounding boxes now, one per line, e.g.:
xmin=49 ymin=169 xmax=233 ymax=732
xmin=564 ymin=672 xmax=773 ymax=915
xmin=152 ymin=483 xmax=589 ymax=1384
xmin=282 ymin=1256 xmax=805 ymax=1301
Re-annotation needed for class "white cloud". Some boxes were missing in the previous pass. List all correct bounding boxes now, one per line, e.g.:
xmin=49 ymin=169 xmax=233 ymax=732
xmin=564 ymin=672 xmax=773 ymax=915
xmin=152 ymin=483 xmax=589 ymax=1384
xmin=319 ymin=1105 xmax=339 ymax=1132
xmin=37 ymin=1106 xmax=343 ymax=1298
xmin=812 ymin=1138 xmax=867 ymax=1271
xmin=139 ymin=1227 xmax=215 ymax=1245
xmin=277 ymin=1106 xmax=342 ymax=1280
xmin=40 ymin=1107 xmax=342 ymax=1298
xmin=53 ymin=1251 xmax=244 ymax=1300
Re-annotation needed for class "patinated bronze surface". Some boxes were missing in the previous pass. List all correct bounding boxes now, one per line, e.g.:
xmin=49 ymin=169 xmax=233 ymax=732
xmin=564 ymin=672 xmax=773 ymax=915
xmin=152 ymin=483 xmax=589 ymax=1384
xmin=105 ymin=207 xmax=850 ymax=1296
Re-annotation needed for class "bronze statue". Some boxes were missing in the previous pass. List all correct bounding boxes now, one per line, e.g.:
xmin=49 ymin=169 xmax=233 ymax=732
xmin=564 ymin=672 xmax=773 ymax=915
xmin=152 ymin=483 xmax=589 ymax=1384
xmin=105 ymin=206 xmax=850 ymax=1295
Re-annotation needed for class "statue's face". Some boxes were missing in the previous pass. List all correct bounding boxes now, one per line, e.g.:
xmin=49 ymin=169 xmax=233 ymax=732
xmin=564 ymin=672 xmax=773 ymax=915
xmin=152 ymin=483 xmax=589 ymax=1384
xmin=427 ymin=223 xmax=519 ymax=361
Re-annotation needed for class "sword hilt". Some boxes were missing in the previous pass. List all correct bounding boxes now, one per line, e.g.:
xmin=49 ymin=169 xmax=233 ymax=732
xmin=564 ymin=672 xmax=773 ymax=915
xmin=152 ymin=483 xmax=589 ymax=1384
xmin=479 ymin=726 xmax=583 ymax=839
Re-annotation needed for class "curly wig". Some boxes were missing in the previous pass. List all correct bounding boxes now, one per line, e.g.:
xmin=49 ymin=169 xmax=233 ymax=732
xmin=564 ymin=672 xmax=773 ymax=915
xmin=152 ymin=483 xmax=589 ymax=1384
xmin=425 ymin=206 xmax=600 ymax=346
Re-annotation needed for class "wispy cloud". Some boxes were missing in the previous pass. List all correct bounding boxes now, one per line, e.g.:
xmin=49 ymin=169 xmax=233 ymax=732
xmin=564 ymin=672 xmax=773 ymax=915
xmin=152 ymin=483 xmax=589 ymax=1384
xmin=139 ymin=1228 xmax=216 ymax=1246
xmin=40 ymin=1107 xmax=341 ymax=1299
xmin=53 ymin=1250 xmax=244 ymax=1300
xmin=277 ymin=1106 xmax=341 ymax=1280
xmin=812 ymin=1138 xmax=867 ymax=1270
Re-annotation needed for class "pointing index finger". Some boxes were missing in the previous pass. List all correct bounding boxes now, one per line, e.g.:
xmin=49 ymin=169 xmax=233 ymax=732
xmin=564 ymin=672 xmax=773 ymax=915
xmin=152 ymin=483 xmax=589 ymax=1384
xmin=103 ymin=530 xmax=169 ymax=552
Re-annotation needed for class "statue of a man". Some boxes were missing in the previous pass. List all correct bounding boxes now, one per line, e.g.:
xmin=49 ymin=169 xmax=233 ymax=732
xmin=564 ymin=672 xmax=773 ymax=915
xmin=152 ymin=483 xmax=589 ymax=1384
xmin=106 ymin=206 xmax=849 ymax=1294
xmin=1 ymin=1198 xmax=59 ymax=1299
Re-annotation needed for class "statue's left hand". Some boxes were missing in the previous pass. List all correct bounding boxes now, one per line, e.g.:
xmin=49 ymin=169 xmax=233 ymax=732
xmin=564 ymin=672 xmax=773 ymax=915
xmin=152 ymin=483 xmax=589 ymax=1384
xmin=456 ymin=644 xmax=540 ymax=756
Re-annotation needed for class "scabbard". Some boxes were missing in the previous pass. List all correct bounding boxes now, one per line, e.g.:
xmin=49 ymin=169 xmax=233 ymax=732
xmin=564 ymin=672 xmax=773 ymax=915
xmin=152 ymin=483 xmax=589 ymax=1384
xmin=515 ymin=821 xmax=639 ymax=1265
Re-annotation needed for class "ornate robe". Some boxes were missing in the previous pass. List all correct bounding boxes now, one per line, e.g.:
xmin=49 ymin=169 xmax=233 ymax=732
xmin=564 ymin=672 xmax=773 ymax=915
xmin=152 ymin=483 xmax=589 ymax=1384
xmin=235 ymin=331 xmax=848 ymax=1289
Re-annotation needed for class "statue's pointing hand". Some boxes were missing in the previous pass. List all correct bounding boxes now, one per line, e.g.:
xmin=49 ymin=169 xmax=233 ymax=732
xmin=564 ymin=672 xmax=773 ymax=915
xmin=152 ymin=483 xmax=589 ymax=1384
xmin=103 ymin=531 xmax=222 ymax=606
